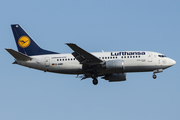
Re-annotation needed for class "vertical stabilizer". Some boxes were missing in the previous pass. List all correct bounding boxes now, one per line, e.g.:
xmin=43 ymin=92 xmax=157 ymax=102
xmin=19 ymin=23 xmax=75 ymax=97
xmin=11 ymin=24 xmax=58 ymax=56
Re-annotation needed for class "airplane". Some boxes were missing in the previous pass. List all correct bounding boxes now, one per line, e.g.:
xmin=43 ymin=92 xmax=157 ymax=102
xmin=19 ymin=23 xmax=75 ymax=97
xmin=6 ymin=24 xmax=176 ymax=85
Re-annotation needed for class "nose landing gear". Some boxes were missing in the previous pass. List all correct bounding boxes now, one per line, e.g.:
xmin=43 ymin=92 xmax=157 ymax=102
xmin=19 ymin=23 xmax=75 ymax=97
xmin=152 ymin=69 xmax=163 ymax=79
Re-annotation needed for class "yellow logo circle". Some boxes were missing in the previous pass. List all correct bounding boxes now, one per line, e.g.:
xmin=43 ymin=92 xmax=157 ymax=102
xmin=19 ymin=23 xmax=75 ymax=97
xmin=18 ymin=36 xmax=31 ymax=48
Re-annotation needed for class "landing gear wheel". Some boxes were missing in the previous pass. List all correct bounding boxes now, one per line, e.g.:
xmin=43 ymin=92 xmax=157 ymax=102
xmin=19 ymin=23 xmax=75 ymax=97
xmin=153 ymin=74 xmax=157 ymax=79
xmin=92 ymin=79 xmax=98 ymax=85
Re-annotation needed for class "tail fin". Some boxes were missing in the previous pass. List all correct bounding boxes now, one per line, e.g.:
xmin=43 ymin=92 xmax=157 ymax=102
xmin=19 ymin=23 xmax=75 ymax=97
xmin=11 ymin=24 xmax=58 ymax=56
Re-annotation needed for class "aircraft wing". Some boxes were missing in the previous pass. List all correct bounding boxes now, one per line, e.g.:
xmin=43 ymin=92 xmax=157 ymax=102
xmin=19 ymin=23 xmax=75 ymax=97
xmin=66 ymin=43 xmax=103 ymax=65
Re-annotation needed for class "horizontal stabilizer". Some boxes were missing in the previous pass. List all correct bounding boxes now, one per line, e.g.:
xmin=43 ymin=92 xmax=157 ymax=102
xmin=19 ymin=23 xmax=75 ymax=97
xmin=5 ymin=48 xmax=32 ymax=61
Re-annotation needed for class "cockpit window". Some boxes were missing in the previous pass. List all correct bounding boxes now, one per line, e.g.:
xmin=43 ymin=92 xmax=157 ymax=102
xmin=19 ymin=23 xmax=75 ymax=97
xmin=158 ymin=55 xmax=166 ymax=57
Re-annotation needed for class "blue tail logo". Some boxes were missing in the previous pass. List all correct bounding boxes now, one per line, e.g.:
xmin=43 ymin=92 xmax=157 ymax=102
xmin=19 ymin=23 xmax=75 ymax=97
xmin=11 ymin=24 xmax=59 ymax=56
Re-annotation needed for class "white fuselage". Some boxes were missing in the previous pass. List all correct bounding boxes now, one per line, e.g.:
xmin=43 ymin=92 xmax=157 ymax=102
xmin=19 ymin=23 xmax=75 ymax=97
xmin=16 ymin=51 xmax=176 ymax=75
xmin=8 ymin=24 xmax=176 ymax=84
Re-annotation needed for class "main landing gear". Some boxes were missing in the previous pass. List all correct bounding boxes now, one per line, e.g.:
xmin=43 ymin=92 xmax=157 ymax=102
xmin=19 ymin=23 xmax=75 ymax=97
xmin=92 ymin=78 xmax=98 ymax=85
xmin=91 ymin=72 xmax=98 ymax=85
xmin=153 ymin=74 xmax=157 ymax=79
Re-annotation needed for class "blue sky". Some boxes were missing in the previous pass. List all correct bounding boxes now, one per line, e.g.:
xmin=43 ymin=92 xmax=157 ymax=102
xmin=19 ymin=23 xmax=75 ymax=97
xmin=0 ymin=0 xmax=179 ymax=120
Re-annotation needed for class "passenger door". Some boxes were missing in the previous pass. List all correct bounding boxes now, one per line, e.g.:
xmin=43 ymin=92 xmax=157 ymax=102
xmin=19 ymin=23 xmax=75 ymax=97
xmin=45 ymin=57 xmax=50 ymax=67
xmin=147 ymin=53 xmax=153 ymax=62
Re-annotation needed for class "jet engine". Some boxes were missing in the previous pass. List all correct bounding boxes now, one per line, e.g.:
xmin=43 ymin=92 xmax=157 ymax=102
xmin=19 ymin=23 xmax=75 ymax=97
xmin=103 ymin=60 xmax=124 ymax=70
xmin=102 ymin=73 xmax=126 ymax=82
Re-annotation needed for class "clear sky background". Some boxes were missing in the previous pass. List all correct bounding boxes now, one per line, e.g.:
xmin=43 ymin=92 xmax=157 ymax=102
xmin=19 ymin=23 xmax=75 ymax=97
xmin=0 ymin=0 xmax=179 ymax=120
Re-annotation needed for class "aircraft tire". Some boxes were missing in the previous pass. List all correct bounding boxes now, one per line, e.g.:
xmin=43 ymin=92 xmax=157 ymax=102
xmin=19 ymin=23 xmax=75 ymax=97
xmin=93 ymin=79 xmax=98 ymax=85
xmin=153 ymin=75 xmax=157 ymax=79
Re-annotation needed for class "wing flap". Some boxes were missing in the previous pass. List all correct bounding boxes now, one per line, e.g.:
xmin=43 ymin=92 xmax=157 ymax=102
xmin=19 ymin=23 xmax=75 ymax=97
xmin=66 ymin=43 xmax=103 ymax=64
xmin=72 ymin=51 xmax=89 ymax=64
xmin=5 ymin=48 xmax=32 ymax=61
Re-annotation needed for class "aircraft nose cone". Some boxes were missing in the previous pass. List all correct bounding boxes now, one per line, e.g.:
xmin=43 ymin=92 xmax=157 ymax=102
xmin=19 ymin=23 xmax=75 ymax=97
xmin=172 ymin=59 xmax=176 ymax=65
xmin=169 ymin=59 xmax=176 ymax=66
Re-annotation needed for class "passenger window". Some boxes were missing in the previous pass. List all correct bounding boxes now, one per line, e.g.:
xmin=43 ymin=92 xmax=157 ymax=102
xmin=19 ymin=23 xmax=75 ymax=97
xmin=130 ymin=56 xmax=132 ymax=58
xmin=127 ymin=56 xmax=129 ymax=58
xmin=57 ymin=59 xmax=59 ymax=61
xmin=133 ymin=56 xmax=135 ymax=58
xmin=121 ymin=56 xmax=123 ymax=58
xmin=105 ymin=57 xmax=107 ymax=59
xmin=158 ymin=55 xmax=166 ymax=57
xmin=124 ymin=56 xmax=126 ymax=58
xmin=139 ymin=56 xmax=140 ymax=58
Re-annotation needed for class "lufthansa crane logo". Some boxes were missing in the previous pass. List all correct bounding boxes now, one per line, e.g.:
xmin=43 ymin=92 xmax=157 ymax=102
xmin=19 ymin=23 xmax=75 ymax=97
xmin=18 ymin=36 xmax=31 ymax=48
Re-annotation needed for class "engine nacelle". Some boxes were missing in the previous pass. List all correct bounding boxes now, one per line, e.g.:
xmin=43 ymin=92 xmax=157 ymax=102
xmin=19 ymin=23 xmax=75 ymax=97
xmin=103 ymin=73 xmax=126 ymax=82
xmin=103 ymin=60 xmax=124 ymax=70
